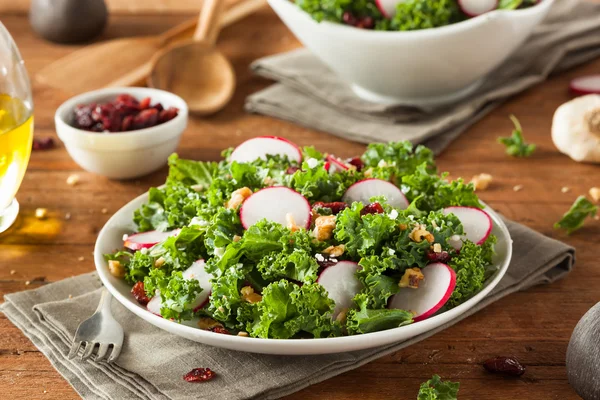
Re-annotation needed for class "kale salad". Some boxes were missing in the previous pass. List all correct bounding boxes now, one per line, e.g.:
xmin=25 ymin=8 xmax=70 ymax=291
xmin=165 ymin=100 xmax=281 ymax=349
xmin=106 ymin=138 xmax=499 ymax=339
xmin=295 ymin=0 xmax=540 ymax=31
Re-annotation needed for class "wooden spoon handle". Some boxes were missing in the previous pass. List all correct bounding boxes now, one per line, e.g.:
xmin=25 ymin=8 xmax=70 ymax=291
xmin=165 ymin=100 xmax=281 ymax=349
xmin=194 ymin=0 xmax=226 ymax=44
xmin=158 ymin=0 xmax=267 ymax=45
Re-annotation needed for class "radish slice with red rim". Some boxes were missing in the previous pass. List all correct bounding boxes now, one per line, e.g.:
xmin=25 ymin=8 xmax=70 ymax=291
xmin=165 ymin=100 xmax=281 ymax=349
xmin=240 ymin=187 xmax=311 ymax=229
xmin=570 ymin=75 xmax=600 ymax=96
xmin=229 ymin=136 xmax=302 ymax=164
xmin=388 ymin=263 xmax=456 ymax=322
xmin=442 ymin=206 xmax=492 ymax=250
xmin=124 ymin=229 xmax=179 ymax=251
xmin=182 ymin=259 xmax=213 ymax=311
xmin=375 ymin=0 xmax=400 ymax=18
xmin=317 ymin=261 xmax=363 ymax=318
xmin=458 ymin=0 xmax=498 ymax=17
xmin=146 ymin=290 xmax=163 ymax=316
xmin=326 ymin=154 xmax=351 ymax=174
xmin=342 ymin=178 xmax=409 ymax=209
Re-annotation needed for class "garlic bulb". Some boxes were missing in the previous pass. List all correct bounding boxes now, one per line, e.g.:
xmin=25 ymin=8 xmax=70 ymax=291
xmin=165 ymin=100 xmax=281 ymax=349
xmin=552 ymin=94 xmax=600 ymax=163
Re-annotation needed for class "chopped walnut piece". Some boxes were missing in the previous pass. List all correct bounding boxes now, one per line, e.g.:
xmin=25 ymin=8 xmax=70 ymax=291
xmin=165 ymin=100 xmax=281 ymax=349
xmin=336 ymin=308 xmax=349 ymax=324
xmin=513 ymin=184 xmax=523 ymax=192
xmin=226 ymin=187 xmax=253 ymax=209
xmin=237 ymin=331 xmax=249 ymax=337
xmin=241 ymin=286 xmax=262 ymax=303
xmin=66 ymin=174 xmax=80 ymax=186
xmin=409 ymin=224 xmax=434 ymax=243
xmin=197 ymin=317 xmax=223 ymax=330
xmin=590 ymin=187 xmax=600 ymax=202
xmin=432 ymin=243 xmax=442 ymax=253
xmin=263 ymin=176 xmax=275 ymax=186
xmin=471 ymin=173 xmax=492 ymax=191
xmin=313 ymin=215 xmax=336 ymax=241
xmin=35 ymin=208 xmax=48 ymax=220
xmin=399 ymin=268 xmax=424 ymax=289
xmin=286 ymin=213 xmax=299 ymax=232
xmin=363 ymin=167 xmax=373 ymax=177
xmin=154 ymin=257 xmax=166 ymax=268
xmin=322 ymin=244 xmax=345 ymax=257
xmin=561 ymin=187 xmax=570 ymax=194
xmin=108 ymin=260 xmax=125 ymax=278
xmin=398 ymin=223 xmax=408 ymax=231
xmin=233 ymin=235 xmax=242 ymax=242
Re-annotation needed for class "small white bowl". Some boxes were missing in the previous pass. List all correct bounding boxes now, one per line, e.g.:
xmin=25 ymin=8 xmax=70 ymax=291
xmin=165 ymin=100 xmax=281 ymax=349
xmin=55 ymin=87 xmax=188 ymax=180
xmin=268 ymin=0 xmax=555 ymax=107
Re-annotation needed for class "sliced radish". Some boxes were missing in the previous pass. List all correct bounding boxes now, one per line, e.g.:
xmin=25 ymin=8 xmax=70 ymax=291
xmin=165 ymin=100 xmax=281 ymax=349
xmin=458 ymin=0 xmax=498 ymax=17
xmin=375 ymin=0 xmax=401 ymax=18
xmin=182 ymin=259 xmax=213 ymax=311
xmin=229 ymin=136 xmax=302 ymax=164
xmin=240 ymin=187 xmax=311 ymax=230
xmin=317 ymin=261 xmax=363 ymax=318
xmin=442 ymin=206 xmax=493 ymax=250
xmin=326 ymin=154 xmax=350 ymax=174
xmin=342 ymin=178 xmax=409 ymax=209
xmin=146 ymin=290 xmax=162 ymax=316
xmin=124 ymin=230 xmax=179 ymax=251
xmin=388 ymin=263 xmax=456 ymax=322
xmin=570 ymin=75 xmax=600 ymax=96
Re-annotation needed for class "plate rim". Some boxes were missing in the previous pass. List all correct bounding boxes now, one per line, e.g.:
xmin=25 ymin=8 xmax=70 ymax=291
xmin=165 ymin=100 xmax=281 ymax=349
xmin=94 ymin=190 xmax=512 ymax=355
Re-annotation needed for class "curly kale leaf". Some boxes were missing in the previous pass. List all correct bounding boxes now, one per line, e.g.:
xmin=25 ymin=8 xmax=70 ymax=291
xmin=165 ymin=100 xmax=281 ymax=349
xmin=418 ymin=375 xmax=460 ymax=400
xmin=402 ymin=164 xmax=482 ymax=212
xmin=497 ymin=115 xmax=536 ymax=157
xmin=386 ymin=0 xmax=463 ymax=31
xmin=361 ymin=141 xmax=436 ymax=181
xmin=296 ymin=0 xmax=382 ymax=23
xmin=346 ymin=293 xmax=413 ymax=334
xmin=289 ymin=157 xmax=358 ymax=202
xmin=247 ymin=280 xmax=339 ymax=339
xmin=257 ymin=249 xmax=320 ymax=284
xmin=204 ymin=207 xmax=243 ymax=254
xmin=446 ymin=235 xmax=496 ymax=308
xmin=554 ymin=196 xmax=598 ymax=235
xmin=143 ymin=269 xmax=202 ymax=322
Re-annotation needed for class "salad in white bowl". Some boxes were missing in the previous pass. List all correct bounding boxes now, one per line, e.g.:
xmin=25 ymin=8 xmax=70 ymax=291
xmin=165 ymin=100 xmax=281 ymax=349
xmin=105 ymin=138 xmax=499 ymax=339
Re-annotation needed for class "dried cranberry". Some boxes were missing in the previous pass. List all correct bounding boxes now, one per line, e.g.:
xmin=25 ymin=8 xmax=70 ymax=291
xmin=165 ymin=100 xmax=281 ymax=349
xmin=312 ymin=201 xmax=348 ymax=215
xmin=73 ymin=104 xmax=96 ymax=129
xmin=347 ymin=157 xmax=364 ymax=171
xmin=115 ymin=94 xmax=139 ymax=106
xmin=357 ymin=16 xmax=374 ymax=29
xmin=342 ymin=11 xmax=357 ymax=26
xmin=360 ymin=202 xmax=384 ymax=216
xmin=286 ymin=166 xmax=300 ymax=174
xmin=121 ymin=115 xmax=134 ymax=131
xmin=131 ymin=281 xmax=150 ymax=306
xmin=32 ymin=137 xmax=55 ymax=151
xmin=426 ymin=250 xmax=451 ymax=264
xmin=152 ymin=103 xmax=164 ymax=112
xmin=139 ymin=97 xmax=151 ymax=110
xmin=133 ymin=108 xmax=159 ymax=129
xmin=158 ymin=107 xmax=179 ymax=123
xmin=483 ymin=356 xmax=526 ymax=377
xmin=209 ymin=326 xmax=230 ymax=335
xmin=183 ymin=368 xmax=215 ymax=383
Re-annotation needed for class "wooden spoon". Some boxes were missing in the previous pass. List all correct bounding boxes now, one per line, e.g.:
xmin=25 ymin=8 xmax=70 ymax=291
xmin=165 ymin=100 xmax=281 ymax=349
xmin=36 ymin=0 xmax=266 ymax=94
xmin=148 ymin=0 xmax=234 ymax=116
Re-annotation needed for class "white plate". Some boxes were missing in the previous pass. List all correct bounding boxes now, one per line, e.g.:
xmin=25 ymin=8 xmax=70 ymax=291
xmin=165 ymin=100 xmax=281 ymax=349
xmin=94 ymin=192 xmax=512 ymax=355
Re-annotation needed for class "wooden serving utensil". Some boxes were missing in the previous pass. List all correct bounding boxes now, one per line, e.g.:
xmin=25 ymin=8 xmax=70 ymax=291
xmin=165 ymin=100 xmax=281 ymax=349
xmin=36 ymin=0 xmax=267 ymax=94
xmin=148 ymin=0 xmax=234 ymax=116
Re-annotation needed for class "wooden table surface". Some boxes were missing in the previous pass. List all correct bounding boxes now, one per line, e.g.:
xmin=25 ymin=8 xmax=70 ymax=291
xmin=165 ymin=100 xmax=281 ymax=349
xmin=1 ymin=4 xmax=598 ymax=400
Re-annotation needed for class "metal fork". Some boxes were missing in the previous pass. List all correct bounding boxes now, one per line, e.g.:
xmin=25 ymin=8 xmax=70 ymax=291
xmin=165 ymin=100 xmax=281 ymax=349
xmin=67 ymin=288 xmax=124 ymax=363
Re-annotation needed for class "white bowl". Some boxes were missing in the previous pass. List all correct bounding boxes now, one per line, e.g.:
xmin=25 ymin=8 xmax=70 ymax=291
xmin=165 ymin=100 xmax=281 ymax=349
xmin=94 ymin=191 xmax=512 ymax=355
xmin=268 ymin=0 xmax=554 ymax=107
xmin=55 ymin=87 xmax=188 ymax=180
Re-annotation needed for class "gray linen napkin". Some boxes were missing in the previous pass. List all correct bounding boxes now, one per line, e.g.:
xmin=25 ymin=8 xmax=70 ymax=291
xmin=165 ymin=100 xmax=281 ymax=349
xmin=1 ymin=218 xmax=574 ymax=400
xmin=245 ymin=0 xmax=600 ymax=154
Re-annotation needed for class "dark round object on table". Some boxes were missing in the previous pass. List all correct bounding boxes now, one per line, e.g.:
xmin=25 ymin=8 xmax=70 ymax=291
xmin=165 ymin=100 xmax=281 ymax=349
xmin=29 ymin=0 xmax=108 ymax=44
xmin=566 ymin=302 xmax=600 ymax=400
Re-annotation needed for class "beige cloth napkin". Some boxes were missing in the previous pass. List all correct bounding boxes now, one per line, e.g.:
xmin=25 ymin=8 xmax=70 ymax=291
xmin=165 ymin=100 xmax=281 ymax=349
xmin=245 ymin=0 xmax=600 ymax=154
xmin=1 ymin=218 xmax=574 ymax=400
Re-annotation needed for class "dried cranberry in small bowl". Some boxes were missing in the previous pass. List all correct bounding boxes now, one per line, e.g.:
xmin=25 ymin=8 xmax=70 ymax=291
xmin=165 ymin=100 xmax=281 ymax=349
xmin=71 ymin=94 xmax=179 ymax=133
xmin=183 ymin=368 xmax=216 ymax=383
